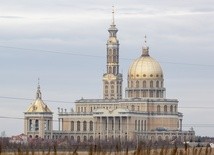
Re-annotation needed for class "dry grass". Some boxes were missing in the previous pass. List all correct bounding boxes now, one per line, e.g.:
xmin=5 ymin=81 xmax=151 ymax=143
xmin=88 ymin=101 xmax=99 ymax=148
xmin=0 ymin=145 xmax=213 ymax=155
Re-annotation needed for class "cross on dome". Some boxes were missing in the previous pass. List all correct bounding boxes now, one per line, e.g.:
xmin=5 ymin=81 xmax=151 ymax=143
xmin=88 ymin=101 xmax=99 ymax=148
xmin=142 ymin=35 xmax=149 ymax=56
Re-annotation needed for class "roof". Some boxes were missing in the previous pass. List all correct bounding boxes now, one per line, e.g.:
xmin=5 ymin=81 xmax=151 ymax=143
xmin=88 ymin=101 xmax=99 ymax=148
xmin=25 ymin=84 xmax=52 ymax=113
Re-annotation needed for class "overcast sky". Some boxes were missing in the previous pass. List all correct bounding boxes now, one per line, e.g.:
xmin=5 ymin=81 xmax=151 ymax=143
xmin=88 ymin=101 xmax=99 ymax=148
xmin=0 ymin=0 xmax=214 ymax=137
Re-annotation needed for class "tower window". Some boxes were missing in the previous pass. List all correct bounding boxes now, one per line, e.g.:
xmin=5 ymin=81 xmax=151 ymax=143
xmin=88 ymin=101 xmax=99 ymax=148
xmin=29 ymin=119 xmax=32 ymax=131
xmin=83 ymin=121 xmax=87 ymax=131
xmin=157 ymin=105 xmax=161 ymax=113
xmin=71 ymin=121 xmax=74 ymax=131
xmin=77 ymin=121 xmax=80 ymax=131
xmin=90 ymin=121 xmax=93 ymax=131
xmin=35 ymin=120 xmax=39 ymax=131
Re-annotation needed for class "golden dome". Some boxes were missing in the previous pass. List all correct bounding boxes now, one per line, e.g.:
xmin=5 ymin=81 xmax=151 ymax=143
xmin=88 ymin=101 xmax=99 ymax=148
xmin=128 ymin=55 xmax=163 ymax=79
xmin=26 ymin=98 xmax=52 ymax=113
xmin=26 ymin=84 xmax=52 ymax=113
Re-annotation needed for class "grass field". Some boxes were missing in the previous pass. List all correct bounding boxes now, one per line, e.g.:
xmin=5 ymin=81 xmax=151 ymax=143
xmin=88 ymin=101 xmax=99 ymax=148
xmin=0 ymin=146 xmax=213 ymax=155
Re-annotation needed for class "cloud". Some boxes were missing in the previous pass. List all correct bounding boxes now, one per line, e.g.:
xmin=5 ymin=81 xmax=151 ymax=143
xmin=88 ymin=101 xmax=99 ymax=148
xmin=0 ymin=15 xmax=24 ymax=19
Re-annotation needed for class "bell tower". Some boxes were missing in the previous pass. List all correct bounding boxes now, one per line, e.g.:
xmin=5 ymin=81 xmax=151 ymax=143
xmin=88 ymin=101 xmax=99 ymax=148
xmin=103 ymin=7 xmax=123 ymax=99
xmin=24 ymin=81 xmax=53 ymax=139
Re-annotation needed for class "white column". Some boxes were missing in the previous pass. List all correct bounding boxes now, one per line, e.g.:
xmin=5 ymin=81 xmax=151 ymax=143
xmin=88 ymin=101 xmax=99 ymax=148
xmin=100 ymin=117 xmax=102 ymax=140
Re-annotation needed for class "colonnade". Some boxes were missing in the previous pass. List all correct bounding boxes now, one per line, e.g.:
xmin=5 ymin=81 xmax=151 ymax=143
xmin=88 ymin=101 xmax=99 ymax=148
xmin=94 ymin=116 xmax=130 ymax=141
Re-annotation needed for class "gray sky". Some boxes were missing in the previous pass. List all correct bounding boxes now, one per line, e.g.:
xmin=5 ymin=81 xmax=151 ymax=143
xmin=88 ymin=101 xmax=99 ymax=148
xmin=0 ymin=0 xmax=214 ymax=137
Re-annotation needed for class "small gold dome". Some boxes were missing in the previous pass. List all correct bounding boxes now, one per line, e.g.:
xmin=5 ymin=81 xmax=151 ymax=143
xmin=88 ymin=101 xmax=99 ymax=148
xmin=26 ymin=84 xmax=52 ymax=113
xmin=26 ymin=98 xmax=52 ymax=113
xmin=128 ymin=55 xmax=163 ymax=79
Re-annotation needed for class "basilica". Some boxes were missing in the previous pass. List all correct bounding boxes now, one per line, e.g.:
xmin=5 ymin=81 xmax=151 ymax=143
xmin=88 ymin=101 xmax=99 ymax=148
xmin=24 ymin=9 xmax=195 ymax=142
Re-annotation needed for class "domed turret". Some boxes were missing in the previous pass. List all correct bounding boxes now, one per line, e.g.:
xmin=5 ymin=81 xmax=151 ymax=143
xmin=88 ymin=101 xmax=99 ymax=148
xmin=24 ymin=80 xmax=53 ymax=139
xmin=126 ymin=36 xmax=166 ymax=99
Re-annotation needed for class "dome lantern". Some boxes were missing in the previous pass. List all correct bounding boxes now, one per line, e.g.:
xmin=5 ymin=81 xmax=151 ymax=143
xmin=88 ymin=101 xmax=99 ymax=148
xmin=142 ymin=35 xmax=149 ymax=56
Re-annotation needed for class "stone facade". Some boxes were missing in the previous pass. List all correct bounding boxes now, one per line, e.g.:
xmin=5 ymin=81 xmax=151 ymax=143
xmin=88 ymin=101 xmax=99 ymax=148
xmin=24 ymin=9 xmax=195 ymax=142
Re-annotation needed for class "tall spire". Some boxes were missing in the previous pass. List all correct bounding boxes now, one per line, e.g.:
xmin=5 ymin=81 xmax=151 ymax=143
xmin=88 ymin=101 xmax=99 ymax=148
xmin=36 ymin=78 xmax=42 ymax=99
xmin=142 ymin=35 xmax=149 ymax=56
xmin=112 ymin=6 xmax=115 ymax=25
xmin=103 ymin=7 xmax=123 ymax=99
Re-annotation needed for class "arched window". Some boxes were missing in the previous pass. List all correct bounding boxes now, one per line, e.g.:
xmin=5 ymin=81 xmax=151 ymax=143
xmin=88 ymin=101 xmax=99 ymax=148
xmin=136 ymin=91 xmax=139 ymax=98
xmin=77 ymin=121 xmax=80 ymax=131
xmin=90 ymin=121 xmax=93 ymax=131
xmin=157 ymin=105 xmax=161 ymax=113
xmin=144 ymin=120 xmax=147 ymax=131
xmin=143 ymin=91 xmax=146 ymax=97
xmin=143 ymin=81 xmax=146 ymax=88
xmin=113 ymin=66 xmax=116 ymax=74
xmin=138 ymin=120 xmax=140 ymax=131
xmin=105 ymin=85 xmax=108 ymax=89
xmin=83 ymin=136 xmax=87 ymax=142
xmin=83 ymin=121 xmax=87 ymax=131
xmin=109 ymin=48 xmax=112 ymax=54
xmin=141 ymin=120 xmax=144 ymax=131
xmin=135 ymin=120 xmax=137 ymax=130
xmin=174 ymin=105 xmax=177 ymax=112
xmin=109 ymin=67 xmax=112 ymax=73
xmin=156 ymin=91 xmax=159 ymax=98
xmin=29 ymin=119 xmax=32 ymax=131
xmin=164 ymin=105 xmax=167 ymax=112
xmin=35 ymin=120 xmax=39 ymax=131
xmin=150 ymin=81 xmax=153 ymax=88
xmin=131 ymin=81 xmax=133 ymax=87
xmin=131 ymin=105 xmax=135 ymax=111
xmin=170 ymin=105 xmax=173 ymax=112
xmin=71 ymin=136 xmax=74 ymax=141
xmin=136 ymin=80 xmax=139 ymax=88
xmin=149 ymin=91 xmax=153 ymax=97
xmin=156 ymin=81 xmax=159 ymax=88
xmin=71 ymin=121 xmax=74 ymax=131
xmin=77 ymin=136 xmax=80 ymax=142
xmin=161 ymin=81 xmax=163 ymax=87
xmin=89 ymin=136 xmax=93 ymax=142
xmin=113 ymin=56 xmax=116 ymax=62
